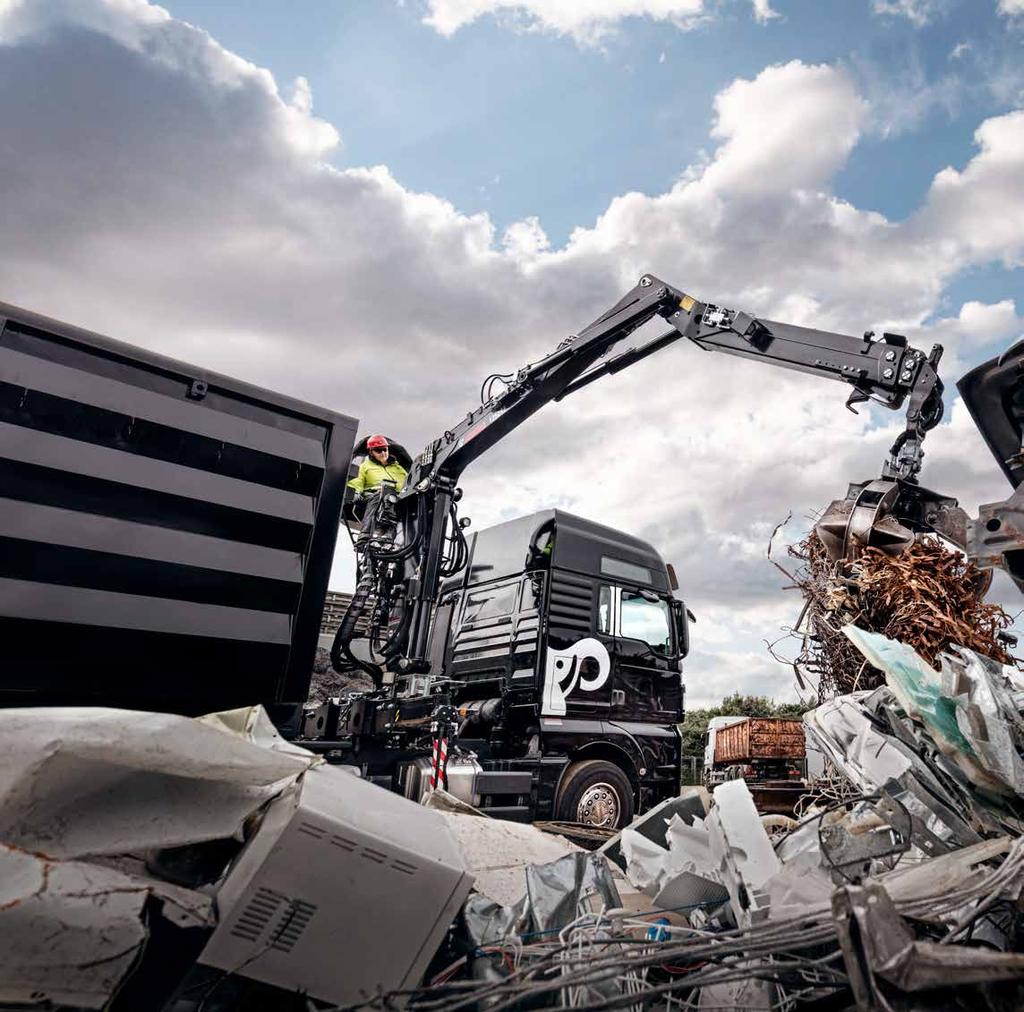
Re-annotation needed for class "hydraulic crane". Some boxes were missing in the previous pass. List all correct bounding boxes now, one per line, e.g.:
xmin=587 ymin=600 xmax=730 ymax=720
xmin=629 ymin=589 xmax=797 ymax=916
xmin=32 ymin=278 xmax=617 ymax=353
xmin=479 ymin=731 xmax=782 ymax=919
xmin=334 ymin=273 xmax=955 ymax=685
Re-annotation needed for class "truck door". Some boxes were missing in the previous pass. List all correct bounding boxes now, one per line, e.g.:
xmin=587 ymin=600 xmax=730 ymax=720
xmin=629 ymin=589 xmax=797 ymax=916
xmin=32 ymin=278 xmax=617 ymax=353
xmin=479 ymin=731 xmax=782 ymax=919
xmin=605 ymin=586 xmax=682 ymax=722
xmin=540 ymin=571 xmax=613 ymax=717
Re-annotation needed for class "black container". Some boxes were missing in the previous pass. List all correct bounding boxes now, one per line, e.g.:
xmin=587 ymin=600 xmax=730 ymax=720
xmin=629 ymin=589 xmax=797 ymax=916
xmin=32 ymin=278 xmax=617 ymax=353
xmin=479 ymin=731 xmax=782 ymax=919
xmin=0 ymin=300 xmax=357 ymax=725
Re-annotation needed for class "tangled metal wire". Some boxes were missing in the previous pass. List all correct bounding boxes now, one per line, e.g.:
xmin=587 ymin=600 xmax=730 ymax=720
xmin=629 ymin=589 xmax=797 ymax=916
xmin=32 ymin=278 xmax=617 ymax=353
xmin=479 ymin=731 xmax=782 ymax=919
xmin=786 ymin=532 xmax=1018 ymax=699
xmin=330 ymin=839 xmax=1024 ymax=1012
xmin=793 ymin=769 xmax=863 ymax=820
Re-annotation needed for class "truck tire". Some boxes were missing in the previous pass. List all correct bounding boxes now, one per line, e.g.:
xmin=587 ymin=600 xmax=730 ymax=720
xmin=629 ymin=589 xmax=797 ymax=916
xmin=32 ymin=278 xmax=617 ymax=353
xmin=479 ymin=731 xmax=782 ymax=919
xmin=555 ymin=760 xmax=635 ymax=830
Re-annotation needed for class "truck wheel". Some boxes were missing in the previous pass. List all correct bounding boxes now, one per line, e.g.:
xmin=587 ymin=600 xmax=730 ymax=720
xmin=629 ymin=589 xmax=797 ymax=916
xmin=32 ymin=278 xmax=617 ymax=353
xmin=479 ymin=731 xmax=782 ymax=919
xmin=555 ymin=760 xmax=635 ymax=829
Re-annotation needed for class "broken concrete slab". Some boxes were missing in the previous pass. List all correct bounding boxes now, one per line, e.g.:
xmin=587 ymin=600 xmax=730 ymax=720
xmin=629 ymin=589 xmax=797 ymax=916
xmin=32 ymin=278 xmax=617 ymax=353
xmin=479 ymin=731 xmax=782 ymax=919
xmin=438 ymin=809 xmax=579 ymax=906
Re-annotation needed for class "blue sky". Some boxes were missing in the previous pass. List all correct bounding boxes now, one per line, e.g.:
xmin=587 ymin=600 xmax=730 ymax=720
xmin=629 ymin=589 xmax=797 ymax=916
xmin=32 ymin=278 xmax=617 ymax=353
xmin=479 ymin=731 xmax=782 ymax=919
xmin=2 ymin=0 xmax=1023 ymax=704
xmin=163 ymin=1 xmax=1020 ymax=250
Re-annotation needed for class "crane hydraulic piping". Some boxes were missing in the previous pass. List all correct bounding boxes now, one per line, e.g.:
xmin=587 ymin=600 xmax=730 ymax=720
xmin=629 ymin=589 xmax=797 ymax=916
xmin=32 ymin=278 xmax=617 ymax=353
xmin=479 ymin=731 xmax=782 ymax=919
xmin=335 ymin=274 xmax=948 ymax=681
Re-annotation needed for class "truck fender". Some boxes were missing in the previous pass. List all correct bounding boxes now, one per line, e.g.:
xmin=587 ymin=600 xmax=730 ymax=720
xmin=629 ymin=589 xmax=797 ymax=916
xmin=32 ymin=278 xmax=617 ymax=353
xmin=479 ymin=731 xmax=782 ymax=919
xmin=555 ymin=739 xmax=640 ymax=802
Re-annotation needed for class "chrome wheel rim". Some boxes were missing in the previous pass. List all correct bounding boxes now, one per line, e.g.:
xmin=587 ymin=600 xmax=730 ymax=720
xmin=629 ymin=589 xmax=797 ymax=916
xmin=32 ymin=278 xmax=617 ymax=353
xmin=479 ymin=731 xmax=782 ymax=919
xmin=576 ymin=783 xmax=619 ymax=827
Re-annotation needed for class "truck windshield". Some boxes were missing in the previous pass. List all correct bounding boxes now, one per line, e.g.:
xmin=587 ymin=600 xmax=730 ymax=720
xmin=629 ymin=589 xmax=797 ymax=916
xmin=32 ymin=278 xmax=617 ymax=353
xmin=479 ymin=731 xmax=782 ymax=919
xmin=619 ymin=592 xmax=672 ymax=653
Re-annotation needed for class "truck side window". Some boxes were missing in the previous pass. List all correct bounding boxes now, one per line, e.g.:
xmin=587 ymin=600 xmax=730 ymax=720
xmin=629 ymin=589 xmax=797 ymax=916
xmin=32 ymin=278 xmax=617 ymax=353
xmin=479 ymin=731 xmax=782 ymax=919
xmin=619 ymin=591 xmax=672 ymax=653
xmin=463 ymin=582 xmax=518 ymax=624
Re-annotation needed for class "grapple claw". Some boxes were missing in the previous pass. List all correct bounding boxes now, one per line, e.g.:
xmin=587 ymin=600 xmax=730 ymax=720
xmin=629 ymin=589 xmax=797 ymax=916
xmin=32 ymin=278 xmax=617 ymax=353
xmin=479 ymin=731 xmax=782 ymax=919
xmin=816 ymin=477 xmax=968 ymax=565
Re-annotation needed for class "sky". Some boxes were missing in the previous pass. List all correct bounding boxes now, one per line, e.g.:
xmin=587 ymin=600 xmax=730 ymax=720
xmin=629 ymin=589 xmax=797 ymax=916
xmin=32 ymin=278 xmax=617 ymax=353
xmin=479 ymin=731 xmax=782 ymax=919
xmin=1 ymin=0 xmax=1022 ymax=707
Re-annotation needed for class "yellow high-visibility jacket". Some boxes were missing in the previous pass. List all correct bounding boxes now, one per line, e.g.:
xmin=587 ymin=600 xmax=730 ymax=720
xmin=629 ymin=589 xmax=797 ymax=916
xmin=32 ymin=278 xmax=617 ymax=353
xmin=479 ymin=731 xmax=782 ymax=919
xmin=347 ymin=458 xmax=408 ymax=495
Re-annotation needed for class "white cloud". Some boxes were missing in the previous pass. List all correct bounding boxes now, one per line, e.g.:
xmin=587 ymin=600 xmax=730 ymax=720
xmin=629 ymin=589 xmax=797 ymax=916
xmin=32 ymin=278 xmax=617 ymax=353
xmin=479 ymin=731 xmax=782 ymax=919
xmin=955 ymin=298 xmax=1022 ymax=341
xmin=422 ymin=0 xmax=778 ymax=42
xmin=912 ymin=111 xmax=1024 ymax=268
xmin=503 ymin=215 xmax=551 ymax=258
xmin=750 ymin=0 xmax=780 ymax=23
xmin=422 ymin=0 xmax=705 ymax=41
xmin=701 ymin=61 xmax=866 ymax=194
xmin=853 ymin=54 xmax=961 ymax=138
xmin=871 ymin=0 xmax=947 ymax=26
xmin=998 ymin=0 xmax=1024 ymax=16
xmin=2 ymin=2 xmax=1023 ymax=703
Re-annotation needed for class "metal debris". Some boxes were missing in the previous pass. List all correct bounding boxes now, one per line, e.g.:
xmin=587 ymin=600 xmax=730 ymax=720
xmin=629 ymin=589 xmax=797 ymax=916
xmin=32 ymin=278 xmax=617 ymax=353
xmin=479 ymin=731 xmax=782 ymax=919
xmin=345 ymin=624 xmax=1024 ymax=1012
xmin=789 ymin=532 xmax=1017 ymax=697
xmin=7 ymin=653 xmax=1024 ymax=1010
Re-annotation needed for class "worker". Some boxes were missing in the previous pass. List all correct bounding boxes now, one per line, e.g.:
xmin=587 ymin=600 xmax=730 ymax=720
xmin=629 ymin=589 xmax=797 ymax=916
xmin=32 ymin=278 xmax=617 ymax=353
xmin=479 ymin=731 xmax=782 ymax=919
xmin=347 ymin=435 xmax=408 ymax=521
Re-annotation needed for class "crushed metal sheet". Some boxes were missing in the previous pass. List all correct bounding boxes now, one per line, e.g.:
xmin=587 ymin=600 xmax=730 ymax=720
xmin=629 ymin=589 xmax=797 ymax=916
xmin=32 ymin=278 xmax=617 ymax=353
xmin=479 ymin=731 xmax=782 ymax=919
xmin=0 ymin=705 xmax=318 ymax=859
xmin=707 ymin=779 xmax=781 ymax=926
xmin=804 ymin=691 xmax=913 ymax=789
xmin=600 ymin=787 xmax=710 ymax=873
xmin=941 ymin=645 xmax=1024 ymax=796
xmin=423 ymin=786 xmax=489 ymax=817
xmin=524 ymin=851 xmax=621 ymax=934
xmin=844 ymin=626 xmax=1008 ymax=793
xmin=621 ymin=813 xmax=729 ymax=911
xmin=804 ymin=687 xmax=987 ymax=856
xmin=833 ymin=878 xmax=1024 ymax=999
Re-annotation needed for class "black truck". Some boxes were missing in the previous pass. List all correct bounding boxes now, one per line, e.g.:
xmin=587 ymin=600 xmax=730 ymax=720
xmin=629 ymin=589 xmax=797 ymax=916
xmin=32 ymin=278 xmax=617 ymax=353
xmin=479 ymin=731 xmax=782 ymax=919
xmin=307 ymin=509 xmax=687 ymax=827
xmin=0 ymin=275 xmax=970 ymax=830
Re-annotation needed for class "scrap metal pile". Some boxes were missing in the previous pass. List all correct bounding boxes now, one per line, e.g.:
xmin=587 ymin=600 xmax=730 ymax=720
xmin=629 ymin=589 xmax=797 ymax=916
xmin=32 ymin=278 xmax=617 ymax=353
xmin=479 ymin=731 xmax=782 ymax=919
xmin=6 ymin=624 xmax=1024 ymax=1010
xmin=372 ymin=624 xmax=1024 ymax=1012
xmin=788 ymin=531 xmax=1017 ymax=696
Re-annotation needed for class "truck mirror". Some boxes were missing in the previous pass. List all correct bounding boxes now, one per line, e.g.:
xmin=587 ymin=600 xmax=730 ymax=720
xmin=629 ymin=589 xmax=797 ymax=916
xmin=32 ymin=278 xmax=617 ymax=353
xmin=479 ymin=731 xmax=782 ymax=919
xmin=671 ymin=600 xmax=690 ymax=658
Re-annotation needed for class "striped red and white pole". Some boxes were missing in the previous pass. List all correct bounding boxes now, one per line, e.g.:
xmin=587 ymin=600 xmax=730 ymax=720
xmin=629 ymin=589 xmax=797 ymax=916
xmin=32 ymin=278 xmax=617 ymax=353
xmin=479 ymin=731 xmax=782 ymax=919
xmin=432 ymin=733 xmax=448 ymax=790
xmin=430 ymin=737 xmax=441 ymax=790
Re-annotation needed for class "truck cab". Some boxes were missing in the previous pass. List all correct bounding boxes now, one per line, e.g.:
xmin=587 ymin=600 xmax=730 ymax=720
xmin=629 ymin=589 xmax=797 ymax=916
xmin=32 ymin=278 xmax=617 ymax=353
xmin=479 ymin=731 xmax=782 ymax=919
xmin=325 ymin=510 xmax=688 ymax=828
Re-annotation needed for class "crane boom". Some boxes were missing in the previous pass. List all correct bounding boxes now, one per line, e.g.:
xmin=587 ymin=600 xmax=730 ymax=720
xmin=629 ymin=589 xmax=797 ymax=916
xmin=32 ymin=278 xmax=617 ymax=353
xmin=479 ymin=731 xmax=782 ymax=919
xmin=405 ymin=275 xmax=942 ymax=494
xmin=339 ymin=274 xmax=946 ymax=678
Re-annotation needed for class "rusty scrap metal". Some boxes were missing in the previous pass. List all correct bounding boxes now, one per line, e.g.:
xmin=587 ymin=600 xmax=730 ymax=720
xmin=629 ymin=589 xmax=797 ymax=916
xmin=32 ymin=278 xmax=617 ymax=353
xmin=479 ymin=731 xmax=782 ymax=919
xmin=789 ymin=532 xmax=1018 ymax=698
xmin=713 ymin=717 xmax=805 ymax=764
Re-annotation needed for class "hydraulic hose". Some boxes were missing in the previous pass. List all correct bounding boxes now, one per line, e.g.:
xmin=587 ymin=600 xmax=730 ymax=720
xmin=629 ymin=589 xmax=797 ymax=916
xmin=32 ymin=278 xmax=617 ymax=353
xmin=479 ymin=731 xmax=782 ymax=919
xmin=330 ymin=571 xmax=384 ymax=688
xmin=381 ymin=590 xmax=415 ymax=661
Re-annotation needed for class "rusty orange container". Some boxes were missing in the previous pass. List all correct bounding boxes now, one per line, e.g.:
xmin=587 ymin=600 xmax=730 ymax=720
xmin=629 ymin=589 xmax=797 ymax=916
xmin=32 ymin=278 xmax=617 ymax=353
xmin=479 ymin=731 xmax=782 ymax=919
xmin=713 ymin=717 xmax=805 ymax=764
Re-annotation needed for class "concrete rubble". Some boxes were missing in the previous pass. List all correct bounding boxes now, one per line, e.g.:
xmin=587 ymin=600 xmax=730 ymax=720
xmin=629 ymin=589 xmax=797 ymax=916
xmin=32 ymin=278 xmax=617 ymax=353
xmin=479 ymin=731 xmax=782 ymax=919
xmin=7 ymin=625 xmax=1024 ymax=1010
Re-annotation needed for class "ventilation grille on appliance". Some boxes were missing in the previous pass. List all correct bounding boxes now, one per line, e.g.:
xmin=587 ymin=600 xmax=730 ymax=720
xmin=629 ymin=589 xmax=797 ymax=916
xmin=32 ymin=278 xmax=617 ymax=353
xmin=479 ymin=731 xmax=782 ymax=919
xmin=296 ymin=820 xmax=420 ymax=876
xmin=228 ymin=886 xmax=318 ymax=955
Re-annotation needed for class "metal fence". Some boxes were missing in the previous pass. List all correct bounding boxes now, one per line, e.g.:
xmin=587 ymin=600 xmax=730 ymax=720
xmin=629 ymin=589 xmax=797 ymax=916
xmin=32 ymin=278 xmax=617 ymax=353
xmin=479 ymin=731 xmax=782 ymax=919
xmin=320 ymin=590 xmax=354 ymax=635
xmin=680 ymin=755 xmax=704 ymax=786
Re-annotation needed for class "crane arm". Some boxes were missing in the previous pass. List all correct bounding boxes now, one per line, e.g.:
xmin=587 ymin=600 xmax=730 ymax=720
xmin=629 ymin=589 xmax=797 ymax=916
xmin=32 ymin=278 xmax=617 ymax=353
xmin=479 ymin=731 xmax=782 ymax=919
xmin=405 ymin=274 xmax=943 ymax=495
xmin=343 ymin=274 xmax=945 ymax=676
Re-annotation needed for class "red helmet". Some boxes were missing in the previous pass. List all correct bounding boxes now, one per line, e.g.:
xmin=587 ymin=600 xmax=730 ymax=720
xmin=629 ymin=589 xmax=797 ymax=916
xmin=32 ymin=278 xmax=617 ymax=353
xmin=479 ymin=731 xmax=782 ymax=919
xmin=366 ymin=434 xmax=389 ymax=451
